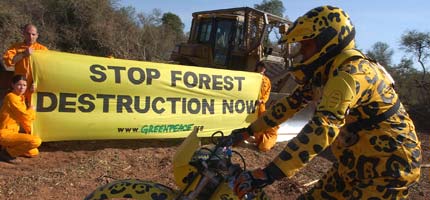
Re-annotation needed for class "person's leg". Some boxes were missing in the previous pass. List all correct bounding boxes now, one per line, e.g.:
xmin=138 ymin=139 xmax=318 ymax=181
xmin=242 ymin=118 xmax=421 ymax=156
xmin=0 ymin=148 xmax=15 ymax=162
xmin=23 ymin=148 xmax=40 ymax=157
xmin=355 ymin=175 xmax=419 ymax=200
xmin=298 ymin=162 xmax=419 ymax=200
xmin=297 ymin=163 xmax=346 ymax=200
xmin=256 ymin=126 xmax=279 ymax=152
xmin=0 ymin=132 xmax=41 ymax=157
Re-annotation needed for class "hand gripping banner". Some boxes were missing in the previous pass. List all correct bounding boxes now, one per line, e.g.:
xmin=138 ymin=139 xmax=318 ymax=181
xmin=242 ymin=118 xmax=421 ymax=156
xmin=31 ymin=51 xmax=262 ymax=141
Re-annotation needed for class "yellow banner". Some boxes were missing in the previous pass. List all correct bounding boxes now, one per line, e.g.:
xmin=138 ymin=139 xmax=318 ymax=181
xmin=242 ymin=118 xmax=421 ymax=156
xmin=31 ymin=51 xmax=262 ymax=141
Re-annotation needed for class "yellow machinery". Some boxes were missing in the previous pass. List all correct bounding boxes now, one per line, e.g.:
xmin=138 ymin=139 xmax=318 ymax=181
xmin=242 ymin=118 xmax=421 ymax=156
xmin=171 ymin=7 xmax=295 ymax=93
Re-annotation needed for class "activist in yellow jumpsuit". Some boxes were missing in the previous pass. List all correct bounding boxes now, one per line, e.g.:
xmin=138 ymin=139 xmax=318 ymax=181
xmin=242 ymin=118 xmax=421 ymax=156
xmin=232 ymin=6 xmax=421 ymax=199
xmin=2 ymin=23 xmax=48 ymax=104
xmin=252 ymin=62 xmax=279 ymax=152
xmin=0 ymin=75 xmax=41 ymax=162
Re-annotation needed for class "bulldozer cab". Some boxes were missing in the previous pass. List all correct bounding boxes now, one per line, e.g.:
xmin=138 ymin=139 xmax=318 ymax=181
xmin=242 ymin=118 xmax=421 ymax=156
xmin=171 ymin=7 xmax=292 ymax=73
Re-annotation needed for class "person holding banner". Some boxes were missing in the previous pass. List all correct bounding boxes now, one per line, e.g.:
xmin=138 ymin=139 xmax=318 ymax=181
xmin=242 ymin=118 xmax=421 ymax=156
xmin=228 ymin=5 xmax=421 ymax=199
xmin=0 ymin=75 xmax=41 ymax=163
xmin=246 ymin=62 xmax=279 ymax=152
xmin=2 ymin=23 xmax=48 ymax=104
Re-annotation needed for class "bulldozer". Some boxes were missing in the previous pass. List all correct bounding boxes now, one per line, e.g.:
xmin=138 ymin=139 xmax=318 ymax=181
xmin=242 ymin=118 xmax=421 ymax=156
xmin=170 ymin=7 xmax=311 ymax=140
xmin=170 ymin=7 xmax=297 ymax=94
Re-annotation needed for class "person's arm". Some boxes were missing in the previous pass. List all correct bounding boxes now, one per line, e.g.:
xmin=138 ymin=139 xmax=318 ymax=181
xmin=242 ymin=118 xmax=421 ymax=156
xmin=7 ymin=94 xmax=35 ymax=133
xmin=3 ymin=44 xmax=32 ymax=67
xmin=259 ymin=76 xmax=271 ymax=104
xmin=233 ymin=72 xmax=359 ymax=197
xmin=267 ymin=70 xmax=360 ymax=179
xmin=11 ymin=51 xmax=28 ymax=64
xmin=250 ymin=84 xmax=312 ymax=133
xmin=3 ymin=46 xmax=18 ymax=67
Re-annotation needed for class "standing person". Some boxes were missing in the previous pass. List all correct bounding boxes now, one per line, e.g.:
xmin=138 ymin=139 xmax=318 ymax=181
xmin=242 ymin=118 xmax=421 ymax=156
xmin=3 ymin=23 xmax=48 ymax=104
xmin=0 ymin=75 xmax=41 ymax=163
xmin=229 ymin=6 xmax=421 ymax=199
xmin=247 ymin=62 xmax=279 ymax=152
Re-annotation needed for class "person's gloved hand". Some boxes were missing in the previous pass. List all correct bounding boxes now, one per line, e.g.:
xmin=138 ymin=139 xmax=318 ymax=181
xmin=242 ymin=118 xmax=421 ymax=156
xmin=222 ymin=127 xmax=253 ymax=147
xmin=233 ymin=168 xmax=274 ymax=199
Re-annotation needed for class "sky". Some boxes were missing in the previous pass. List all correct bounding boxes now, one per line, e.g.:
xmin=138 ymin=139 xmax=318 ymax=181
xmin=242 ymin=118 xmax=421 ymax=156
xmin=119 ymin=0 xmax=430 ymax=66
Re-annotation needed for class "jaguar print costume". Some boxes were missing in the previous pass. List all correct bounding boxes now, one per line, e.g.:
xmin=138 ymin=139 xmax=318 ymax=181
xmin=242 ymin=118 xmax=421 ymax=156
xmin=249 ymin=6 xmax=421 ymax=199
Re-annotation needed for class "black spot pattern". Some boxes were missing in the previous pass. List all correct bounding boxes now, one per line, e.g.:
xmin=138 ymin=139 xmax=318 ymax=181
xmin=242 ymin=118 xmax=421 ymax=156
xmin=411 ymin=149 xmax=422 ymax=169
xmin=381 ymin=155 xmax=411 ymax=178
xmin=279 ymin=151 xmax=293 ymax=161
xmin=298 ymin=133 xmax=310 ymax=144
xmin=328 ymin=127 xmax=336 ymax=137
xmin=339 ymin=149 xmax=355 ymax=169
xmin=182 ymin=172 xmax=195 ymax=184
xmin=109 ymin=182 xmax=130 ymax=194
xmin=313 ymin=144 xmax=323 ymax=153
xmin=356 ymin=156 xmax=380 ymax=179
xmin=315 ymin=127 xmax=324 ymax=135
xmin=312 ymin=117 xmax=324 ymax=126
xmin=263 ymin=116 xmax=277 ymax=127
xmin=299 ymin=151 xmax=310 ymax=163
xmin=287 ymin=141 xmax=300 ymax=151
xmin=287 ymin=91 xmax=304 ymax=109
xmin=302 ymin=124 xmax=314 ymax=134
xmin=362 ymin=102 xmax=380 ymax=118
xmin=132 ymin=182 xmax=152 ymax=194
xmin=355 ymin=80 xmax=361 ymax=94
xmin=271 ymin=103 xmax=287 ymax=119
xmin=84 ymin=179 xmax=176 ymax=200
xmin=151 ymin=193 xmax=168 ymax=200
xmin=369 ymin=135 xmax=398 ymax=153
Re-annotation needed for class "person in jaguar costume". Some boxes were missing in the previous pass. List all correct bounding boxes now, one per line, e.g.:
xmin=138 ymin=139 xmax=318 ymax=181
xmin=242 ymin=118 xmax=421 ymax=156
xmin=231 ymin=5 xmax=422 ymax=200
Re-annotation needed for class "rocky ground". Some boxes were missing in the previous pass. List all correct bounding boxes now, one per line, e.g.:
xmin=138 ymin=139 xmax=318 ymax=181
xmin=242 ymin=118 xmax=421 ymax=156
xmin=0 ymin=131 xmax=428 ymax=200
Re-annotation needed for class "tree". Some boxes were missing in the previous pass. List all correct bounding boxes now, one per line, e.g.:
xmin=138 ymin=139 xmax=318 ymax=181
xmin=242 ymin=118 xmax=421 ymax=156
xmin=399 ymin=30 xmax=430 ymax=114
xmin=137 ymin=9 xmax=186 ymax=61
xmin=254 ymin=0 xmax=285 ymax=17
xmin=392 ymin=58 xmax=416 ymax=105
xmin=366 ymin=42 xmax=394 ymax=68
xmin=400 ymin=30 xmax=430 ymax=82
xmin=161 ymin=12 xmax=184 ymax=36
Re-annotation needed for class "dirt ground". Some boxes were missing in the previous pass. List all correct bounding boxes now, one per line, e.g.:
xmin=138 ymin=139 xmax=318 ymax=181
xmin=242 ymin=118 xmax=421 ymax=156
xmin=0 ymin=131 xmax=428 ymax=200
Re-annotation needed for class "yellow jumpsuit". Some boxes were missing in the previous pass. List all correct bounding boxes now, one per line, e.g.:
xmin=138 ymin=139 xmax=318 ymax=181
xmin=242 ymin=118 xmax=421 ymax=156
xmin=0 ymin=92 xmax=41 ymax=157
xmin=254 ymin=75 xmax=279 ymax=152
xmin=251 ymin=50 xmax=421 ymax=199
xmin=3 ymin=42 xmax=48 ymax=102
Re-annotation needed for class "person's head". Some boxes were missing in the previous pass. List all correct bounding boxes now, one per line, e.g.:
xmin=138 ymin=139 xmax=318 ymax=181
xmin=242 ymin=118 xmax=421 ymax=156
xmin=22 ymin=24 xmax=39 ymax=46
xmin=255 ymin=62 xmax=267 ymax=74
xmin=11 ymin=75 xmax=27 ymax=95
xmin=281 ymin=6 xmax=356 ymax=85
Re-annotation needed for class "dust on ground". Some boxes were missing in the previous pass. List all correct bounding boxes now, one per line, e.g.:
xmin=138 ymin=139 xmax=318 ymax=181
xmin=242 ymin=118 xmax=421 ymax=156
xmin=0 ymin=132 xmax=428 ymax=200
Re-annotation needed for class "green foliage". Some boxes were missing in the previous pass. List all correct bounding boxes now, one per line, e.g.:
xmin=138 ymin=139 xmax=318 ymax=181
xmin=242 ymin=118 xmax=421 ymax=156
xmin=254 ymin=0 xmax=285 ymax=17
xmin=162 ymin=12 xmax=184 ymax=36
xmin=400 ymin=30 xmax=430 ymax=81
xmin=366 ymin=42 xmax=394 ymax=68
xmin=399 ymin=30 xmax=430 ymax=111
xmin=0 ymin=0 xmax=186 ymax=61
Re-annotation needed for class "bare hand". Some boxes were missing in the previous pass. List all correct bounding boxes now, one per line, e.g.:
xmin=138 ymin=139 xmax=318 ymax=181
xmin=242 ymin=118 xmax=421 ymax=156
xmin=29 ymin=105 xmax=36 ymax=110
xmin=24 ymin=47 xmax=33 ymax=57
xmin=30 ymin=84 xmax=36 ymax=93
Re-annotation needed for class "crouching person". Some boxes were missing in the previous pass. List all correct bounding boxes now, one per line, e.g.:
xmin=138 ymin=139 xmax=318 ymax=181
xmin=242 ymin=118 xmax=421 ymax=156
xmin=0 ymin=75 xmax=41 ymax=163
